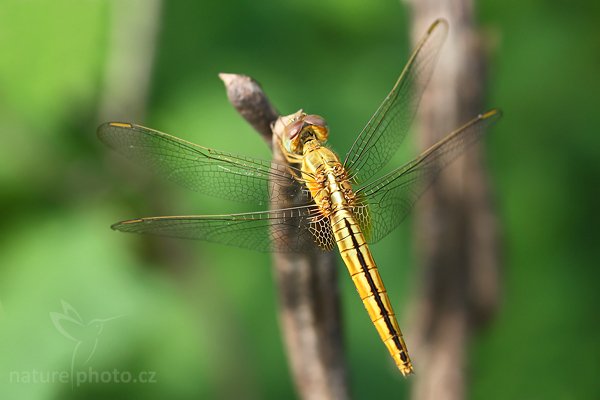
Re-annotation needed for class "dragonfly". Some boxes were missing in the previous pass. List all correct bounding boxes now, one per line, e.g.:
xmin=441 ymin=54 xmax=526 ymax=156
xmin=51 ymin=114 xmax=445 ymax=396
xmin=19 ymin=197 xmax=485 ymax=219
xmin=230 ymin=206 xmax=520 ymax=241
xmin=98 ymin=18 xmax=501 ymax=376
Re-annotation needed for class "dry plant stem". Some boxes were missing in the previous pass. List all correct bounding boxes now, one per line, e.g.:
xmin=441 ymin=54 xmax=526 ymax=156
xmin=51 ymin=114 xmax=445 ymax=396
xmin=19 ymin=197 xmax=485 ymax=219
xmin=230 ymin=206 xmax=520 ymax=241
xmin=220 ymin=73 xmax=350 ymax=400
xmin=219 ymin=73 xmax=279 ymax=146
xmin=405 ymin=1 xmax=502 ymax=400
xmin=97 ymin=0 xmax=162 ymax=122
xmin=95 ymin=0 xmax=185 ymax=267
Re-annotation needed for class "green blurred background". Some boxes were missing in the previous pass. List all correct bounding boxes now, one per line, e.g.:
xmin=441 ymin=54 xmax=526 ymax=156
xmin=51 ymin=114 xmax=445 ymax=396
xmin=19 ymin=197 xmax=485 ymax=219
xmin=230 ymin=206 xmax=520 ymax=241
xmin=1 ymin=0 xmax=598 ymax=399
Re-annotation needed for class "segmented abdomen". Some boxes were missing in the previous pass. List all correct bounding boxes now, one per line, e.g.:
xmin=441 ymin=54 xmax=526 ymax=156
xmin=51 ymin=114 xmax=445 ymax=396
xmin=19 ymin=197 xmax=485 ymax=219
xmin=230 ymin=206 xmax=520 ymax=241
xmin=330 ymin=208 xmax=413 ymax=375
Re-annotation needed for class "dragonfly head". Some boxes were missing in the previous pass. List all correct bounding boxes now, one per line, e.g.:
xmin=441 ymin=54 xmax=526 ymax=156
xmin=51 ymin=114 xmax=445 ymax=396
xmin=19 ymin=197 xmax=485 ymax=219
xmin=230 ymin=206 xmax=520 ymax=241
xmin=274 ymin=110 xmax=329 ymax=154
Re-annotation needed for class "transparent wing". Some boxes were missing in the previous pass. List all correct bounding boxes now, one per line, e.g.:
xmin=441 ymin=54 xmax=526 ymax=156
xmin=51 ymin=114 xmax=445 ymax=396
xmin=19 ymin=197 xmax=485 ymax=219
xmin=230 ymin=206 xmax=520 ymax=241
xmin=97 ymin=122 xmax=311 ymax=206
xmin=353 ymin=109 xmax=502 ymax=243
xmin=111 ymin=205 xmax=336 ymax=253
xmin=343 ymin=18 xmax=448 ymax=183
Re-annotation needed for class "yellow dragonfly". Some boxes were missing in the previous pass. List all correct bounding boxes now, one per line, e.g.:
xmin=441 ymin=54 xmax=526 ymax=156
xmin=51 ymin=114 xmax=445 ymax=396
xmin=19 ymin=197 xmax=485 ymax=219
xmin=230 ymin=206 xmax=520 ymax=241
xmin=98 ymin=19 xmax=501 ymax=376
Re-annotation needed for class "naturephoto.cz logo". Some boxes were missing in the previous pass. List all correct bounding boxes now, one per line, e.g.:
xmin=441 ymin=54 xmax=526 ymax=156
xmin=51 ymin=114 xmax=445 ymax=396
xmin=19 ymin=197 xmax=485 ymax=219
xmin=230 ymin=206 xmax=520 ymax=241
xmin=9 ymin=368 xmax=157 ymax=386
xmin=8 ymin=300 xmax=156 ymax=387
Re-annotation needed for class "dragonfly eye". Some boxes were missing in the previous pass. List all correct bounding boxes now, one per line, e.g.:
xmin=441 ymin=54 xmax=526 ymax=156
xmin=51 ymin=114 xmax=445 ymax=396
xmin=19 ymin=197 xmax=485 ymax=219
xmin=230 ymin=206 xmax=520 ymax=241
xmin=304 ymin=114 xmax=327 ymax=128
xmin=286 ymin=120 xmax=304 ymax=140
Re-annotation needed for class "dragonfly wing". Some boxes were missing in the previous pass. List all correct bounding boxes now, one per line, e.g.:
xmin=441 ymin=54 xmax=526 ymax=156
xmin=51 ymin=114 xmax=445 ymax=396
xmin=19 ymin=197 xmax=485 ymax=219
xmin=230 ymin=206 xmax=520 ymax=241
xmin=111 ymin=205 xmax=335 ymax=253
xmin=353 ymin=109 xmax=502 ymax=243
xmin=97 ymin=122 xmax=310 ymax=206
xmin=343 ymin=19 xmax=448 ymax=183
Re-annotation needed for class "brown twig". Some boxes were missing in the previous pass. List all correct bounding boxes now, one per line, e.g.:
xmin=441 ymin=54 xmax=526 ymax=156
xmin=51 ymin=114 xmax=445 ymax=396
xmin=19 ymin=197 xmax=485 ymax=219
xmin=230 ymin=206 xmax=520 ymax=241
xmin=219 ymin=73 xmax=350 ymax=400
xmin=219 ymin=73 xmax=279 ymax=146
xmin=97 ymin=0 xmax=162 ymax=123
xmin=404 ymin=2 xmax=502 ymax=400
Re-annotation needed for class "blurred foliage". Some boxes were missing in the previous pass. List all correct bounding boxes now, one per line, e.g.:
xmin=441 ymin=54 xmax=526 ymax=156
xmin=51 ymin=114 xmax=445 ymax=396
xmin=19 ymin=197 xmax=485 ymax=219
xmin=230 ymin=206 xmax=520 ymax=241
xmin=0 ymin=0 xmax=599 ymax=399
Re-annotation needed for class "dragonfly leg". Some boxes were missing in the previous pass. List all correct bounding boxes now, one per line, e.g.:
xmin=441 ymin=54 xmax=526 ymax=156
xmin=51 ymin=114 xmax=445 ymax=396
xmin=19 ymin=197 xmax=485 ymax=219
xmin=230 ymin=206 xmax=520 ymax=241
xmin=275 ymin=137 xmax=306 ymax=182
xmin=280 ymin=145 xmax=304 ymax=165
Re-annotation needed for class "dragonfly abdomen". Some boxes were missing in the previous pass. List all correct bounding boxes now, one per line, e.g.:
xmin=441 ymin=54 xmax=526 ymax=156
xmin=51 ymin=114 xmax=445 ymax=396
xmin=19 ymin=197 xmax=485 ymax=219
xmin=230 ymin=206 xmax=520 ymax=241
xmin=300 ymin=140 xmax=413 ymax=374
xmin=330 ymin=209 xmax=413 ymax=376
